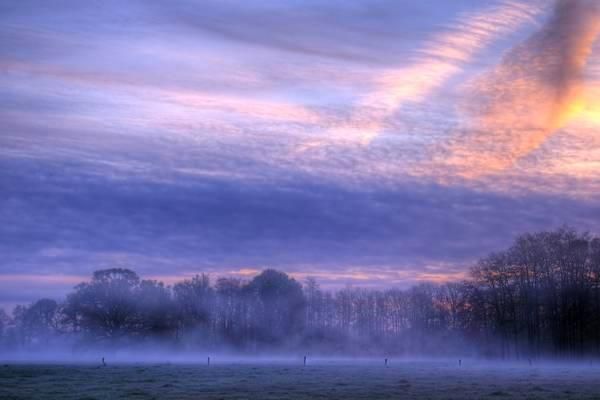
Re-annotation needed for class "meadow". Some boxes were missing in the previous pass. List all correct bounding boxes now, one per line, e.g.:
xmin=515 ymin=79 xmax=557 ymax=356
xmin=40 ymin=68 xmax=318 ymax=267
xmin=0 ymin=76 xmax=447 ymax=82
xmin=2 ymin=359 xmax=600 ymax=399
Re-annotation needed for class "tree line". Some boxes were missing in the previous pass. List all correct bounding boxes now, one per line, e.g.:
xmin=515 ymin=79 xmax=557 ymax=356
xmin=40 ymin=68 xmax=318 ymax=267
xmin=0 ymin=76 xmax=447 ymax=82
xmin=1 ymin=227 xmax=599 ymax=358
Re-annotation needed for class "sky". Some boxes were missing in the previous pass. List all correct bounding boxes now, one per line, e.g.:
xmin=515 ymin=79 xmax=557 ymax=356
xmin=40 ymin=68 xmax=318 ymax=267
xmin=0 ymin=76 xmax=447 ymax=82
xmin=2 ymin=0 xmax=600 ymax=308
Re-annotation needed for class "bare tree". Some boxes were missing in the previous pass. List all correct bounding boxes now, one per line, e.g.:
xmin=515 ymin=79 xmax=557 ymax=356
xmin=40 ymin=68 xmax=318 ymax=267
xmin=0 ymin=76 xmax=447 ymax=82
xmin=64 ymin=268 xmax=141 ymax=340
xmin=6 ymin=228 xmax=600 ymax=358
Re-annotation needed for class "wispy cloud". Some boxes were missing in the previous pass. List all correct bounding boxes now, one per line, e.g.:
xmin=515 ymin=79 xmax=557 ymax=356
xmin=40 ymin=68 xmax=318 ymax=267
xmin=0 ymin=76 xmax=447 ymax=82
xmin=444 ymin=0 xmax=600 ymax=177
xmin=319 ymin=0 xmax=544 ymax=146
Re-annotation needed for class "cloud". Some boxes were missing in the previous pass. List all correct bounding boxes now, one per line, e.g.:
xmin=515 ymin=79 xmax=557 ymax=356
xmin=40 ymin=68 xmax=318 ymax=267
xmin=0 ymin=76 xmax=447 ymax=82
xmin=160 ymin=0 xmax=440 ymax=66
xmin=444 ymin=0 xmax=600 ymax=176
xmin=2 ymin=0 xmax=600 ymax=307
xmin=2 ymin=154 xmax=599 ymax=285
xmin=317 ymin=0 xmax=544 ymax=146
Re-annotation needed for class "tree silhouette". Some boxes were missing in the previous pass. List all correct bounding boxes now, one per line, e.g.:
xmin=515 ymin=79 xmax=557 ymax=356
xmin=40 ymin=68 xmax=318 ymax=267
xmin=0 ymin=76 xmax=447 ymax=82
xmin=3 ymin=228 xmax=600 ymax=358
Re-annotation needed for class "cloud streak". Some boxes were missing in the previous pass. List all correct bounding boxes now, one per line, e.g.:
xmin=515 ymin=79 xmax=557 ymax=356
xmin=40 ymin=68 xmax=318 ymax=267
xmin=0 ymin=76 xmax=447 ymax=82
xmin=445 ymin=0 xmax=600 ymax=176
xmin=320 ymin=0 xmax=543 ymax=146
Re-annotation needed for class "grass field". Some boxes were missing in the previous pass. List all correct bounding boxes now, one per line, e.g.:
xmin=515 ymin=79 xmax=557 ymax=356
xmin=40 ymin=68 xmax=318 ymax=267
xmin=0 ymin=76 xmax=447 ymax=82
xmin=1 ymin=359 xmax=600 ymax=399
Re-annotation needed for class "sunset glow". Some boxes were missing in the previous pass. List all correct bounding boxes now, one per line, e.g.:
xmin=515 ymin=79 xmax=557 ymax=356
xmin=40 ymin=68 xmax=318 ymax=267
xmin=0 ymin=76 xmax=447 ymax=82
xmin=1 ymin=0 xmax=600 ymax=308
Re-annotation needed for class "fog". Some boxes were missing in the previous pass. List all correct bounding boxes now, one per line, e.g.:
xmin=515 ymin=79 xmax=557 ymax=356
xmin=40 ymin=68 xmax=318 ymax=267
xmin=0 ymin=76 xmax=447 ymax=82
xmin=5 ymin=354 xmax=600 ymax=400
xmin=2 ymin=228 xmax=600 ymax=364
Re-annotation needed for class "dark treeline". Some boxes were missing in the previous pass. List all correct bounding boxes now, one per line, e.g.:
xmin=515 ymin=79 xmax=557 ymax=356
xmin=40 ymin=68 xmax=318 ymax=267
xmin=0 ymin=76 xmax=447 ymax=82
xmin=1 ymin=227 xmax=599 ymax=358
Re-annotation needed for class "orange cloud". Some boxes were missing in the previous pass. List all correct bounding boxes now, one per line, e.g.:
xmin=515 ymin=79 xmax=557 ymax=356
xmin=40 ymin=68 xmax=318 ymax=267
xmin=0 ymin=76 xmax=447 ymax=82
xmin=445 ymin=0 xmax=600 ymax=177
xmin=322 ymin=0 xmax=543 ymax=146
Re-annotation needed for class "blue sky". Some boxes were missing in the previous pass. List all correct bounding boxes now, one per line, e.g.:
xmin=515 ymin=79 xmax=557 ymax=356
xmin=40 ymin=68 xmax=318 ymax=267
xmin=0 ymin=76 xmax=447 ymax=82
xmin=2 ymin=0 xmax=600 ymax=308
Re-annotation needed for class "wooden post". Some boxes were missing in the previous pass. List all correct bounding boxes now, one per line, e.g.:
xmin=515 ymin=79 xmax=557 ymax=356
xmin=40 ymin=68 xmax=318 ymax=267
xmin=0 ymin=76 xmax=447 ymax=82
xmin=102 ymin=357 xmax=106 ymax=367
xmin=458 ymin=359 xmax=461 ymax=367
xmin=207 ymin=356 xmax=210 ymax=367
xmin=385 ymin=358 xmax=388 ymax=367
xmin=303 ymin=356 xmax=307 ymax=366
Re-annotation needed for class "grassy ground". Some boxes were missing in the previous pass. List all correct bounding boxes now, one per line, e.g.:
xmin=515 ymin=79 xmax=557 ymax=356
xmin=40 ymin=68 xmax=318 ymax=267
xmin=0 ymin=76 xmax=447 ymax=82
xmin=1 ymin=360 xmax=600 ymax=399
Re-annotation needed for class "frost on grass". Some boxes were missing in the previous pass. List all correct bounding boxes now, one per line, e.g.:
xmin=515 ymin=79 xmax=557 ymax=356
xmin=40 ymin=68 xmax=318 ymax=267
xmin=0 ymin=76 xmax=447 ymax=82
xmin=1 ymin=360 xmax=600 ymax=400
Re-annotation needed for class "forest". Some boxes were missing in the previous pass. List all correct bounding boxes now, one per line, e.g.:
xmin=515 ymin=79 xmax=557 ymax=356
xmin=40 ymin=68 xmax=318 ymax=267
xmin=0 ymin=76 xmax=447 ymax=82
xmin=1 ymin=227 xmax=599 ymax=359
